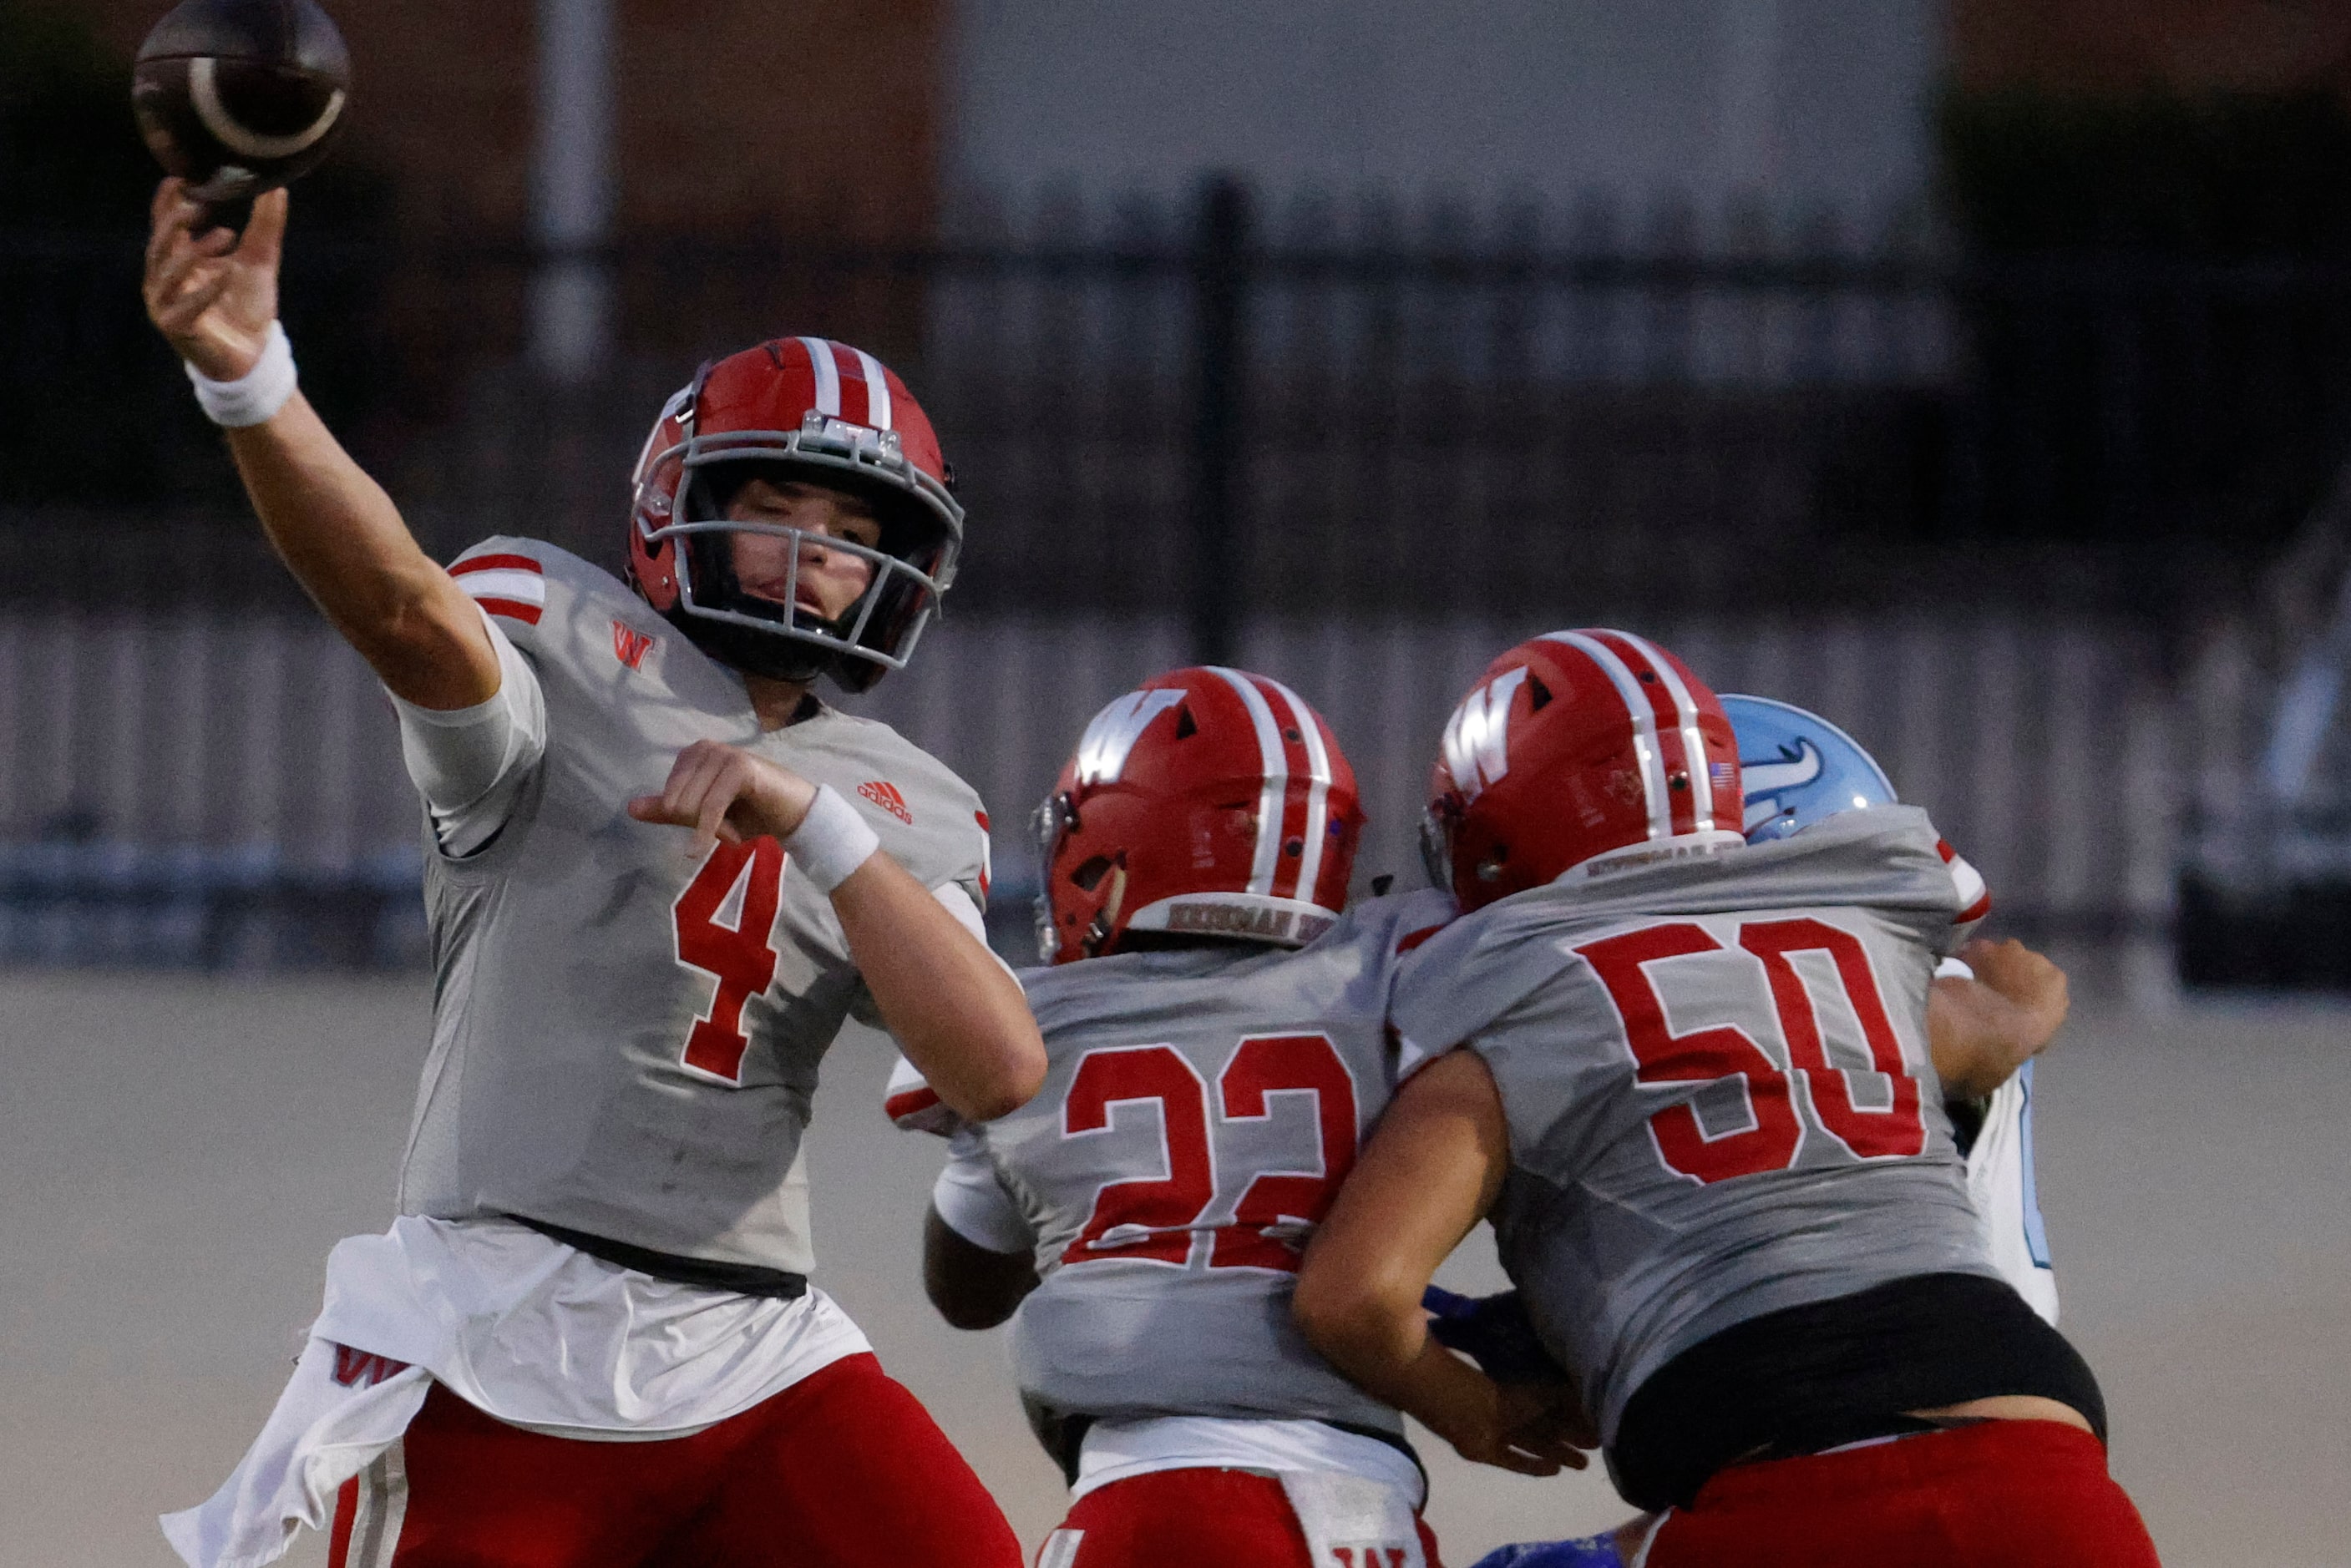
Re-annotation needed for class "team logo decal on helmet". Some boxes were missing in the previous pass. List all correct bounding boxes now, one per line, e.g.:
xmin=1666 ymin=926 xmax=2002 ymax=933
xmin=1422 ymin=629 xmax=1745 ymax=911
xmin=1720 ymin=694 xmax=1898 ymax=843
xmin=625 ymin=336 xmax=963 ymax=692
xmin=1035 ymin=668 xmax=1365 ymax=964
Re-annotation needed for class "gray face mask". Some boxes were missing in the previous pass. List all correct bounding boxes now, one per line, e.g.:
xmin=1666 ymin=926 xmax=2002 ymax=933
xmin=639 ymin=423 xmax=960 ymax=691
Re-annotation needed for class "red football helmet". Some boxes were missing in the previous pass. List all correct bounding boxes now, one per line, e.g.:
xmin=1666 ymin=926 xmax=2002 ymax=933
xmin=626 ymin=336 xmax=962 ymax=691
xmin=1421 ymin=629 xmax=1745 ymax=912
xmin=1034 ymin=667 xmax=1365 ymax=964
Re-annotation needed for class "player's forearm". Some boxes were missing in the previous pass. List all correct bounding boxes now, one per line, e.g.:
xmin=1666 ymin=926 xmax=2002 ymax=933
xmin=225 ymin=394 xmax=499 ymax=709
xmin=833 ymin=854 xmax=1045 ymax=1122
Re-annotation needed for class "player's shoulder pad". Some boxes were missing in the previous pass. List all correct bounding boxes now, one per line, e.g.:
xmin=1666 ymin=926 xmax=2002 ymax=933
xmin=884 ymin=1052 xmax=965 ymax=1136
xmin=811 ymin=710 xmax=992 ymax=896
xmin=448 ymin=536 xmax=637 ymax=648
xmin=1386 ymin=893 xmax=1563 ymax=1078
xmin=1380 ymin=886 xmax=1458 ymax=958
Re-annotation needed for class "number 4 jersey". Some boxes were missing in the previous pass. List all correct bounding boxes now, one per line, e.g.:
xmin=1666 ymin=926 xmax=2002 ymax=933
xmin=914 ymin=891 xmax=1452 ymax=1448
xmin=407 ymin=537 xmax=991 ymax=1274
xmin=1389 ymin=804 xmax=2001 ymax=1449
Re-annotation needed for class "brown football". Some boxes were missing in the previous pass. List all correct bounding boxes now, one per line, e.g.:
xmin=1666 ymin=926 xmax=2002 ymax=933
xmin=131 ymin=0 xmax=350 ymax=203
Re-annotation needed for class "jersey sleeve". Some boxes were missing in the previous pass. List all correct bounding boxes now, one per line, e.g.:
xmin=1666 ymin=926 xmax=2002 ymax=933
xmin=1379 ymin=889 xmax=1460 ymax=1082
xmin=389 ymin=603 xmax=548 ymax=857
xmin=930 ymin=1125 xmax=1035 ymax=1255
xmin=884 ymin=1051 xmax=965 ymax=1137
xmin=1938 ymin=840 xmax=1994 ymax=953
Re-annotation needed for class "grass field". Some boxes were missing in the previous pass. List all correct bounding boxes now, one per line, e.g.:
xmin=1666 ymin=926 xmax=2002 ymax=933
xmin=3 ymin=971 xmax=2344 ymax=1567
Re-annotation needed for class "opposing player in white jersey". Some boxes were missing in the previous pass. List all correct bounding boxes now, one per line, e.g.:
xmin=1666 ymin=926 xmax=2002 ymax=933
xmin=1296 ymin=630 xmax=2159 ymax=1567
xmin=890 ymin=668 xmax=1582 ymax=1567
xmin=1727 ymin=694 xmax=2064 ymax=1323
xmin=143 ymin=182 xmax=1043 ymax=1568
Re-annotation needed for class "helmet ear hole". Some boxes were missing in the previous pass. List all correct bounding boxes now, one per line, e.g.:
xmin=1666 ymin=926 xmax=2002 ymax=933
xmin=1528 ymin=676 xmax=1552 ymax=711
xmin=1173 ymin=706 xmax=1198 ymax=741
xmin=1070 ymin=855 xmax=1117 ymax=892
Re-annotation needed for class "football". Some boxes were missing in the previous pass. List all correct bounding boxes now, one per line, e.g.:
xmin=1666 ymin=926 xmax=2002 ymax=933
xmin=130 ymin=0 xmax=350 ymax=204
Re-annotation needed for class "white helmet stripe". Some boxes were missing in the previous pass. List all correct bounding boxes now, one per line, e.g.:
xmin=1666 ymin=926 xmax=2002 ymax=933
xmin=798 ymin=336 xmax=842 ymax=416
xmin=1208 ymin=666 xmax=1288 ymax=897
xmin=632 ymin=385 xmax=693 ymax=488
xmin=852 ymin=348 xmax=894 ymax=430
xmin=1260 ymin=675 xmax=1332 ymax=903
xmin=1541 ymin=632 xmax=1670 ymax=840
xmin=1612 ymin=630 xmax=1715 ymax=832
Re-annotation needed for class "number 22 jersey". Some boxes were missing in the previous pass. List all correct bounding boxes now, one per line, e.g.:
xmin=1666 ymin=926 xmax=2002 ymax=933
xmin=1388 ymin=805 xmax=2000 ymax=1449
xmin=935 ymin=891 xmax=1452 ymax=1444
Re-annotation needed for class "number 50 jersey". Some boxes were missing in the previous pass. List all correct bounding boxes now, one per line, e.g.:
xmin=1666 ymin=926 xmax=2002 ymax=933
xmin=950 ymin=891 xmax=1452 ymax=1440
xmin=1390 ymin=805 xmax=2000 ymax=1449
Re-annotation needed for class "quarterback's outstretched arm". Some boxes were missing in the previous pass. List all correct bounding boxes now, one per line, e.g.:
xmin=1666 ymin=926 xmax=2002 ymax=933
xmin=142 ymin=180 xmax=500 ymax=711
xmin=631 ymin=741 xmax=1046 ymax=1123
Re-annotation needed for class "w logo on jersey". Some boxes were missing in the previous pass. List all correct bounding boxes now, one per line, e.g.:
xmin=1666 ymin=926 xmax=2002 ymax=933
xmin=1075 ymin=688 xmax=1186 ymax=786
xmin=612 ymin=620 xmax=656 ymax=670
xmin=1440 ymin=666 xmax=1528 ymax=801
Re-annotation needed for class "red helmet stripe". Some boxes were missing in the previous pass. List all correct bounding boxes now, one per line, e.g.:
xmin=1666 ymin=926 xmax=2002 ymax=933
xmin=852 ymin=347 xmax=894 ymax=430
xmin=1207 ymin=666 xmax=1289 ymax=896
xmin=796 ymin=336 xmax=842 ymax=417
xmin=1259 ymin=675 xmax=1333 ymax=902
xmin=1608 ymin=630 xmax=1720 ymax=834
xmin=1540 ymin=632 xmax=1671 ymax=840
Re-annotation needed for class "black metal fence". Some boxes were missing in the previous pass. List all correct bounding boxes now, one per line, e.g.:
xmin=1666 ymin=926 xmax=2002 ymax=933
xmin=10 ymin=181 xmax=2351 ymax=638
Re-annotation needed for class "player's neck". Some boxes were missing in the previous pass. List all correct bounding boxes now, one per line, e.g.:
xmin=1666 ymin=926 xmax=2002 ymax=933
xmin=742 ymin=672 xmax=816 ymax=731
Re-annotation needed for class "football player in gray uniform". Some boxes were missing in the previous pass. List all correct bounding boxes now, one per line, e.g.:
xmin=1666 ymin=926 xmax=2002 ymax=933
xmin=1295 ymin=630 xmax=2159 ymax=1567
xmin=1729 ymin=693 xmax=2065 ymax=1324
xmin=890 ymin=668 xmax=1578 ymax=1567
xmin=144 ymin=181 xmax=1043 ymax=1568
xmin=1441 ymin=694 xmax=2076 ymax=1568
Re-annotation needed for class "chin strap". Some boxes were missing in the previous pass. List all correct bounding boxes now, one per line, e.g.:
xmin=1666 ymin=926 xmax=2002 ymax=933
xmin=1080 ymin=865 xmax=1128 ymax=958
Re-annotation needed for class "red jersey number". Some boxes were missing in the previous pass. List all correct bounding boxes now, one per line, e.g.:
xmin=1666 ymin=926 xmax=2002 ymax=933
xmin=1064 ymin=1045 xmax=1217 ymax=1267
xmin=1576 ymin=918 xmax=1925 ymax=1184
xmin=672 ymin=837 xmax=785 ymax=1084
xmin=1062 ymin=1034 xmax=1358 ymax=1273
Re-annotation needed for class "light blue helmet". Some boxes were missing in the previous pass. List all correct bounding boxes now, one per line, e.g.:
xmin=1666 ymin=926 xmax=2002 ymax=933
xmin=1720 ymin=694 xmax=1897 ymax=843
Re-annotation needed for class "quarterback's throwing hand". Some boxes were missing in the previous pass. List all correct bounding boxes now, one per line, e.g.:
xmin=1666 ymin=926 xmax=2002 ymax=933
xmin=629 ymin=740 xmax=817 ymax=854
xmin=143 ymin=178 xmax=286 ymax=381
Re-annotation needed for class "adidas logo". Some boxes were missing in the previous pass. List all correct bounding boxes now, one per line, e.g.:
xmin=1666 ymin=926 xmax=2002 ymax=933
xmin=859 ymin=780 xmax=913 ymax=824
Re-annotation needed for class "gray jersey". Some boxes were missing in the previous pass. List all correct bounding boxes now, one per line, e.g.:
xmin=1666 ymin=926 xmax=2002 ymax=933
xmin=1390 ymin=806 xmax=1995 ymax=1444
xmin=968 ymin=892 xmax=1452 ymax=1436
xmin=402 ymin=538 xmax=989 ymax=1272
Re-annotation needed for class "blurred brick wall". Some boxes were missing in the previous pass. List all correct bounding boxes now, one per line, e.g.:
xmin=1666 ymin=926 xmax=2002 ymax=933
xmin=1953 ymin=0 xmax=2351 ymax=96
xmin=66 ymin=0 xmax=944 ymax=243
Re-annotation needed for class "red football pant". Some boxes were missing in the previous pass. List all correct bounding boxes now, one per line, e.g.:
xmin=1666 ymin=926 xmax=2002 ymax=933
xmin=1641 ymin=1419 xmax=2160 ymax=1568
xmin=1045 ymin=1467 xmax=1445 ymax=1568
xmin=327 ymin=1351 xmax=1021 ymax=1568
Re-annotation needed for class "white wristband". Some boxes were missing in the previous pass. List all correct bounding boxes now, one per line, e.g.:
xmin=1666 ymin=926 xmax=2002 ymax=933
xmin=788 ymin=784 xmax=882 ymax=893
xmin=185 ymin=320 xmax=299 ymax=427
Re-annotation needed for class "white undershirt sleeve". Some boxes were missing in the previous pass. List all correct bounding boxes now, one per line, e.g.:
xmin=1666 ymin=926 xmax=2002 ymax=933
xmin=930 ymin=1128 xmax=1034 ymax=1256
xmin=388 ymin=607 xmax=549 ymax=858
